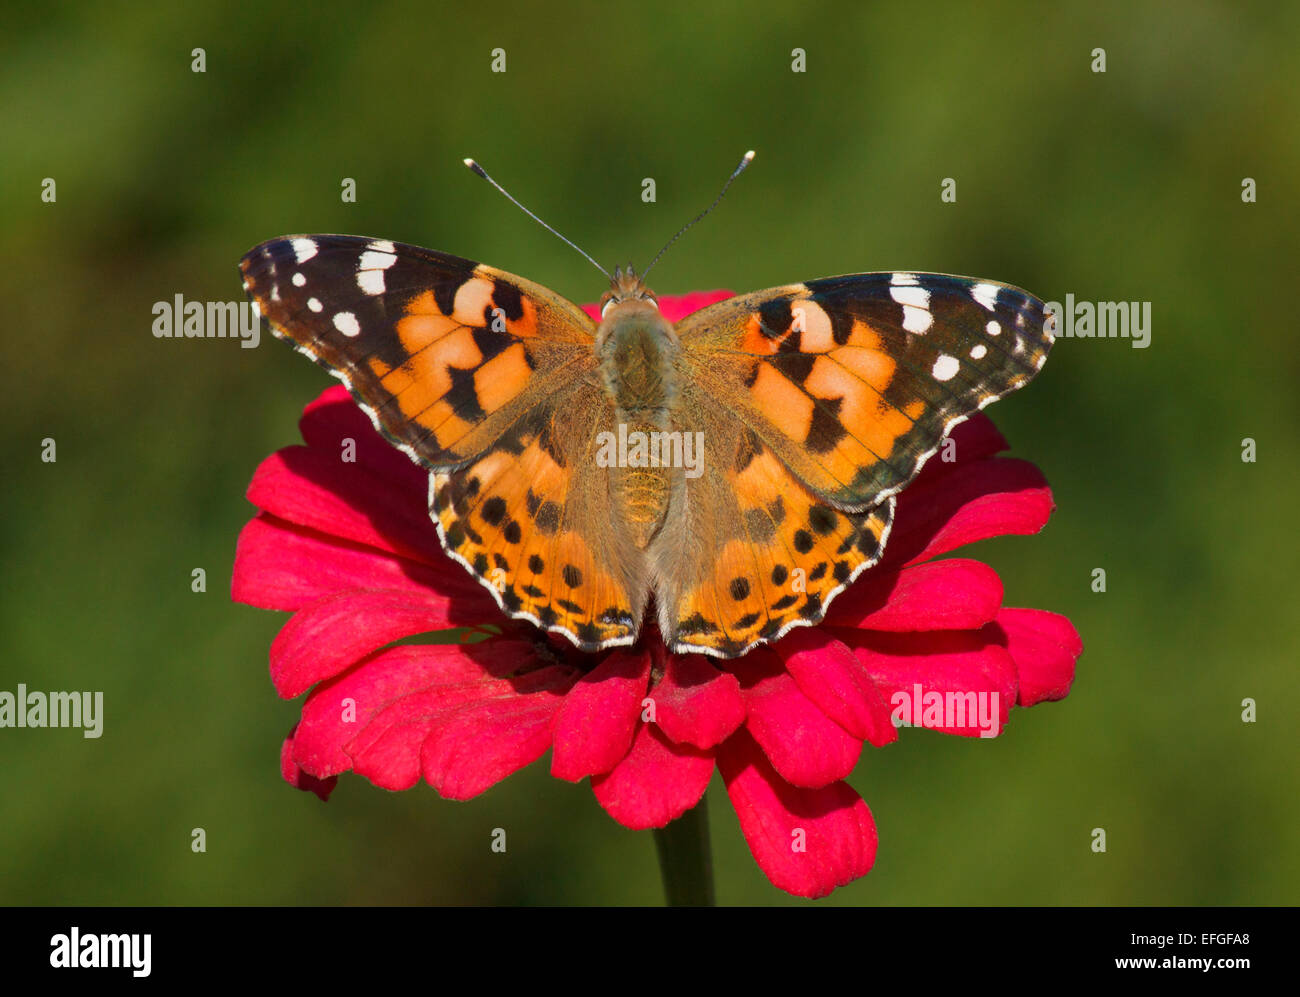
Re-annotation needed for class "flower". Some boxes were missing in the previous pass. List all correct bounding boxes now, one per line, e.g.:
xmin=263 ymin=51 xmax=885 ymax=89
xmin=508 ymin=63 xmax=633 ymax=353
xmin=233 ymin=291 xmax=1082 ymax=899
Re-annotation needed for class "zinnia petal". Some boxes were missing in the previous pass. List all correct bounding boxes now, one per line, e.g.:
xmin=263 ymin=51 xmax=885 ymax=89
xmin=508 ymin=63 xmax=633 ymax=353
xmin=774 ymin=629 xmax=897 ymax=747
xmin=718 ymin=729 xmax=877 ymax=899
xmin=419 ymin=687 xmax=571 ymax=800
xmin=650 ymin=653 xmax=745 ymax=749
xmin=232 ymin=513 xmax=485 ymax=612
xmin=344 ymin=651 xmax=576 ymax=793
xmin=994 ymin=608 xmax=1082 ymax=706
xmin=269 ymin=588 xmax=471 ymax=698
xmin=885 ymin=457 xmax=1053 ymax=568
xmin=290 ymin=642 xmax=538 ymax=777
xmin=844 ymin=629 xmax=1017 ymax=738
xmin=247 ymin=446 xmax=440 ymax=564
xmin=298 ymin=385 xmax=428 ymax=490
xmin=737 ymin=650 xmax=863 ymax=787
xmin=550 ymin=648 xmax=651 ymax=781
xmin=909 ymin=412 xmax=1009 ymax=484
xmin=281 ymin=726 xmax=337 ymax=800
xmin=591 ymin=723 xmax=714 ymax=830
xmin=823 ymin=557 xmax=1003 ymax=633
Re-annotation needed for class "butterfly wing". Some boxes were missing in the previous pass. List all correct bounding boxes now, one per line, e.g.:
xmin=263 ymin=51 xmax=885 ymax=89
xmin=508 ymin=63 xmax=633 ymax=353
xmin=655 ymin=271 xmax=1053 ymax=656
xmin=673 ymin=272 xmax=1053 ymax=510
xmin=240 ymin=235 xmax=597 ymax=469
xmin=648 ymin=392 xmax=895 ymax=658
xmin=429 ymin=379 xmax=649 ymax=651
xmin=242 ymin=235 xmax=648 ymax=650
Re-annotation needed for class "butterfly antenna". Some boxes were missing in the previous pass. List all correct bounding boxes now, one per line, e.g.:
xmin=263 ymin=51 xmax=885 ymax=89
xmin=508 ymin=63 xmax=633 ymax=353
xmin=464 ymin=158 xmax=611 ymax=280
xmin=642 ymin=150 xmax=755 ymax=280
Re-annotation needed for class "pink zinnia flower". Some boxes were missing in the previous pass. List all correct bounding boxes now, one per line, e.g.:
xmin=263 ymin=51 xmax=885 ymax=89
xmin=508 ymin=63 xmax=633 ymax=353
xmin=233 ymin=291 xmax=1082 ymax=899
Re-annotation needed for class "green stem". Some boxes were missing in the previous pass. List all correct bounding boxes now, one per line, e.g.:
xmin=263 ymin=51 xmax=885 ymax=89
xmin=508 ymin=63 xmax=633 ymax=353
xmin=653 ymin=797 xmax=715 ymax=906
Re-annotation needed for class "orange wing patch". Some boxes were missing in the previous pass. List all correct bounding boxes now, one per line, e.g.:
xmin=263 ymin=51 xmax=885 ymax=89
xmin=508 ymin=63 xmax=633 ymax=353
xmin=430 ymin=403 xmax=647 ymax=652
xmin=679 ymin=291 xmax=922 ymax=508
xmin=359 ymin=270 xmax=578 ymax=461
xmin=649 ymin=387 xmax=894 ymax=658
xmin=665 ymin=452 xmax=894 ymax=658
xmin=737 ymin=298 xmax=922 ymax=503
xmin=364 ymin=286 xmax=542 ymax=457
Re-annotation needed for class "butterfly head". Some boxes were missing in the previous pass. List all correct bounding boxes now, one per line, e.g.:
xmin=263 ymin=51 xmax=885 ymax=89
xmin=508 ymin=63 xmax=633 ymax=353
xmin=598 ymin=264 xmax=659 ymax=319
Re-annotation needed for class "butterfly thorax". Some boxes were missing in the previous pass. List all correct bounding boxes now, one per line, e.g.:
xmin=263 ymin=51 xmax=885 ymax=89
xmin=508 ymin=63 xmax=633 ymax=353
xmin=594 ymin=267 xmax=676 ymax=409
xmin=595 ymin=290 xmax=680 ymax=550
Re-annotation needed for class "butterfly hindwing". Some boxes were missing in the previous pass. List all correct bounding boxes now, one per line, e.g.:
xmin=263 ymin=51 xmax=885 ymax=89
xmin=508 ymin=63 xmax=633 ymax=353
xmin=674 ymin=272 xmax=1054 ymax=511
xmin=430 ymin=379 xmax=649 ymax=651
xmin=240 ymin=235 xmax=597 ymax=469
xmin=649 ymin=382 xmax=895 ymax=657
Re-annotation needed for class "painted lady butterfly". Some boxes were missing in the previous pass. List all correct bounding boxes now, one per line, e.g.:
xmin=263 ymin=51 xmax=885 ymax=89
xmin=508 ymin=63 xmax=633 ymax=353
xmin=240 ymin=155 xmax=1054 ymax=658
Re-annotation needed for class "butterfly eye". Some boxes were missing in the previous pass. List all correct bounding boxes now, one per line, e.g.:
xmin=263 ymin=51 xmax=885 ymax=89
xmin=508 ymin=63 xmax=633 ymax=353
xmin=646 ymin=296 xmax=659 ymax=310
xmin=601 ymin=298 xmax=619 ymax=318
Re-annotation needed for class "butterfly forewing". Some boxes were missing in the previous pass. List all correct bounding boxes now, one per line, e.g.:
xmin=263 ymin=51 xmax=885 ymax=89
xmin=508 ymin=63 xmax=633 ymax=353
xmin=240 ymin=235 xmax=597 ymax=470
xmin=674 ymin=272 xmax=1054 ymax=511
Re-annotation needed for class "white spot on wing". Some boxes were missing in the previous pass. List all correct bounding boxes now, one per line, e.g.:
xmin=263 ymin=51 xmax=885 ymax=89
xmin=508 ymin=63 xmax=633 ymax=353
xmin=890 ymin=272 xmax=919 ymax=286
xmin=366 ymin=240 xmax=396 ymax=254
xmin=986 ymin=320 xmax=1001 ymax=336
xmin=291 ymin=238 xmax=318 ymax=263
xmin=932 ymin=354 xmax=960 ymax=381
xmin=333 ymin=311 xmax=360 ymax=336
xmin=307 ymin=297 xmax=322 ymax=312
xmin=970 ymin=344 xmax=987 ymax=360
xmin=890 ymin=285 xmax=929 ymax=309
xmin=902 ymin=305 xmax=932 ymax=334
xmin=360 ymin=249 xmax=397 ymax=271
xmin=292 ymin=272 xmax=306 ymax=287
xmin=972 ymin=283 xmax=1000 ymax=311
xmin=357 ymin=248 xmax=397 ymax=296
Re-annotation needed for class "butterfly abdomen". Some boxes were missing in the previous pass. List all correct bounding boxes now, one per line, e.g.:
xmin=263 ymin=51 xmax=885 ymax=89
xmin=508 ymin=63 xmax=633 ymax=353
xmin=595 ymin=303 xmax=682 ymax=549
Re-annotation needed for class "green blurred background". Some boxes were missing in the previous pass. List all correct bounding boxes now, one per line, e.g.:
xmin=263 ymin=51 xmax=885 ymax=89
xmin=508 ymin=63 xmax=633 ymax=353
xmin=3 ymin=0 xmax=1296 ymax=905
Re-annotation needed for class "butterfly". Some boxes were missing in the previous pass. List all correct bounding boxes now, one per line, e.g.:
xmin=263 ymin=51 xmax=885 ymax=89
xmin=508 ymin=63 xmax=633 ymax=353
xmin=240 ymin=156 xmax=1054 ymax=659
